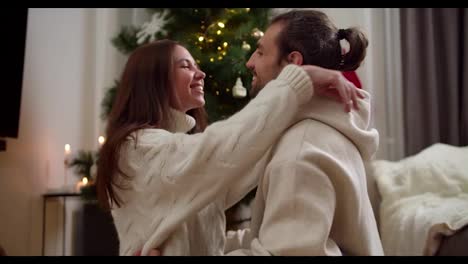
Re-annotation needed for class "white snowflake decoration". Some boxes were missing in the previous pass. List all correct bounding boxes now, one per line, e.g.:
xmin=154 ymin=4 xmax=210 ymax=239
xmin=136 ymin=11 xmax=168 ymax=45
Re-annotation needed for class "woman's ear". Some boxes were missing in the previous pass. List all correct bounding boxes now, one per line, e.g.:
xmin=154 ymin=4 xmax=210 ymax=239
xmin=287 ymin=51 xmax=303 ymax=65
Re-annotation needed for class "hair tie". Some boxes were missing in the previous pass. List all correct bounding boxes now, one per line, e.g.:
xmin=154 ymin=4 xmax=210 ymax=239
xmin=337 ymin=29 xmax=347 ymax=40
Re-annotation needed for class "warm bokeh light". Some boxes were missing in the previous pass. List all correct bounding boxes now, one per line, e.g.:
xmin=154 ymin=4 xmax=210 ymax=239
xmin=98 ymin=136 xmax=105 ymax=146
xmin=64 ymin=144 xmax=71 ymax=154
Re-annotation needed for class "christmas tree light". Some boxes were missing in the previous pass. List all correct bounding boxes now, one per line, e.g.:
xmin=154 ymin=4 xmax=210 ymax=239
xmin=108 ymin=8 xmax=272 ymax=123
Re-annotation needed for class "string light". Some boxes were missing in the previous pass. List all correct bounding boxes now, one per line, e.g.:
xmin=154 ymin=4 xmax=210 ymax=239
xmin=222 ymin=51 xmax=226 ymax=56
xmin=217 ymin=46 xmax=222 ymax=50
xmin=216 ymin=30 xmax=222 ymax=35
xmin=223 ymin=42 xmax=228 ymax=47
xmin=218 ymin=56 xmax=223 ymax=60
xmin=208 ymin=39 xmax=214 ymax=43
xmin=217 ymin=22 xmax=225 ymax=28
xmin=216 ymin=91 xmax=220 ymax=95
xmin=198 ymin=36 xmax=204 ymax=42
xmin=210 ymin=58 xmax=214 ymax=62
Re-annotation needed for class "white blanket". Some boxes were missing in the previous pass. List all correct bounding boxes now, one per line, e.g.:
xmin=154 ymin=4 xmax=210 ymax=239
xmin=372 ymin=143 xmax=468 ymax=255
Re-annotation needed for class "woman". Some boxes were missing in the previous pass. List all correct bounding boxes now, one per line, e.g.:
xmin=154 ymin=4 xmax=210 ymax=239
xmin=96 ymin=39 xmax=361 ymax=255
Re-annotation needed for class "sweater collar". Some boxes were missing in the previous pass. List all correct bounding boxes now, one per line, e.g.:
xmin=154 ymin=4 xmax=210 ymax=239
xmin=166 ymin=108 xmax=196 ymax=133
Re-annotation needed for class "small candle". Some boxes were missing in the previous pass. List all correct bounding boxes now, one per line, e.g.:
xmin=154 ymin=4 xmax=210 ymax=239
xmin=64 ymin=144 xmax=71 ymax=168
xmin=64 ymin=144 xmax=71 ymax=187
xmin=76 ymin=177 xmax=89 ymax=192
xmin=64 ymin=144 xmax=71 ymax=155
xmin=98 ymin=136 xmax=105 ymax=147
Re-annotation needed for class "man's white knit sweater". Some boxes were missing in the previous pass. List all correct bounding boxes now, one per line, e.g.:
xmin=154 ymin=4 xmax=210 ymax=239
xmin=225 ymin=89 xmax=383 ymax=255
xmin=111 ymin=65 xmax=313 ymax=255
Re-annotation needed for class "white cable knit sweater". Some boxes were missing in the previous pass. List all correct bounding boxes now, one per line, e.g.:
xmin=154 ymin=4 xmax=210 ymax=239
xmin=225 ymin=89 xmax=383 ymax=256
xmin=111 ymin=65 xmax=313 ymax=255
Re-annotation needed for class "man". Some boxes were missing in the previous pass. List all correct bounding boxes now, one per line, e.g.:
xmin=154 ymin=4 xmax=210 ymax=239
xmin=221 ymin=10 xmax=383 ymax=256
xmin=140 ymin=9 xmax=382 ymax=256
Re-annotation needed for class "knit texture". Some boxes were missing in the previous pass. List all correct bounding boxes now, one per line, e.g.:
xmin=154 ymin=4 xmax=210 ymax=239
xmin=111 ymin=65 xmax=313 ymax=255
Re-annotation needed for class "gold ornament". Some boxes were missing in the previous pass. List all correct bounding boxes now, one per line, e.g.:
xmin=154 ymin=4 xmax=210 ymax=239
xmin=251 ymin=28 xmax=264 ymax=39
xmin=242 ymin=41 xmax=251 ymax=51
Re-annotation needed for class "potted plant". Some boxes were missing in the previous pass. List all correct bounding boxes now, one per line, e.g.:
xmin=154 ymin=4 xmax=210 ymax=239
xmin=67 ymin=150 xmax=98 ymax=202
xmin=67 ymin=150 xmax=119 ymax=255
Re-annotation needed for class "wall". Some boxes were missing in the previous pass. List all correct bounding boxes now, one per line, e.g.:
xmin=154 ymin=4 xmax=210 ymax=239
xmin=0 ymin=8 xmax=135 ymax=256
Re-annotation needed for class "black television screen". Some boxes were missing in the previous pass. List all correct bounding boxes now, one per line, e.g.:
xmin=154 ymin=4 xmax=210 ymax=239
xmin=0 ymin=8 xmax=28 ymax=138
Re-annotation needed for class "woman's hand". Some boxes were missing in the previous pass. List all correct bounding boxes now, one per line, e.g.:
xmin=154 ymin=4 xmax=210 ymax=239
xmin=302 ymin=65 xmax=365 ymax=112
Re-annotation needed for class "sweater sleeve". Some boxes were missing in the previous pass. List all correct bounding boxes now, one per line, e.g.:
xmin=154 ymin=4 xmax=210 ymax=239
xmin=137 ymin=64 xmax=312 ymax=255
xmin=226 ymin=157 xmax=342 ymax=256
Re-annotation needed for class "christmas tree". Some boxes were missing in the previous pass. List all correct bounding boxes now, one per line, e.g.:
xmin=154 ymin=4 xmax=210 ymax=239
xmin=103 ymin=8 xmax=272 ymax=123
xmin=99 ymin=8 xmax=272 ymax=227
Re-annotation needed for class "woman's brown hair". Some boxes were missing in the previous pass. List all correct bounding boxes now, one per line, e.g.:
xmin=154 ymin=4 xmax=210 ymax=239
xmin=96 ymin=39 xmax=207 ymax=210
